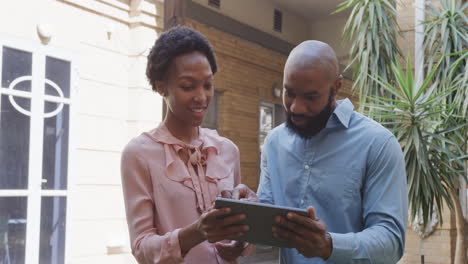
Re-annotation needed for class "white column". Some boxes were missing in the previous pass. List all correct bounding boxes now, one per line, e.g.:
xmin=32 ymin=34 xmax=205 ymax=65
xmin=414 ymin=0 xmax=426 ymax=92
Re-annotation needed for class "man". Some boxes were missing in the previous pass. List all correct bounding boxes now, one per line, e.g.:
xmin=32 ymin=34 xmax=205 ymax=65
xmin=256 ymin=40 xmax=408 ymax=263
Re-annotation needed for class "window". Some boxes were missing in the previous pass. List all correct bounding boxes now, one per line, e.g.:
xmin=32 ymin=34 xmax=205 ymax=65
xmin=208 ymin=0 xmax=220 ymax=9
xmin=274 ymin=103 xmax=286 ymax=127
xmin=258 ymin=102 xmax=285 ymax=151
xmin=202 ymin=90 xmax=220 ymax=129
xmin=0 ymin=37 xmax=73 ymax=264
xmin=273 ymin=9 xmax=282 ymax=32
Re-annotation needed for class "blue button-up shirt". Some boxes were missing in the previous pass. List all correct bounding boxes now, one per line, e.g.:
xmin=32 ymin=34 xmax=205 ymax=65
xmin=257 ymin=99 xmax=408 ymax=264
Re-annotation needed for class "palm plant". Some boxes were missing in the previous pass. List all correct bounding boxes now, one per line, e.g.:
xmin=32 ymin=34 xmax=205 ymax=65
xmin=368 ymin=57 xmax=465 ymax=225
xmin=338 ymin=0 xmax=467 ymax=262
xmin=423 ymin=0 xmax=468 ymax=116
xmin=367 ymin=57 xmax=467 ymax=263
xmin=442 ymin=51 xmax=467 ymax=264
xmin=335 ymin=0 xmax=402 ymax=112
xmin=423 ymin=2 xmax=467 ymax=262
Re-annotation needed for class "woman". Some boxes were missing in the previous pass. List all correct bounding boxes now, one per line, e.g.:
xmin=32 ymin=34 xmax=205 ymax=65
xmin=121 ymin=26 xmax=250 ymax=263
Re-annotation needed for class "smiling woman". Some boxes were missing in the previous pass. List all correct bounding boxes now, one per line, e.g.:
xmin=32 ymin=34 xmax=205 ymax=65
xmin=156 ymin=50 xmax=214 ymax=129
xmin=121 ymin=26 xmax=252 ymax=264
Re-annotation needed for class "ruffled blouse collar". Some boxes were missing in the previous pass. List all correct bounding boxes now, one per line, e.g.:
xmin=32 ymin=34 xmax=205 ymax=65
xmin=147 ymin=123 xmax=224 ymax=154
xmin=143 ymin=123 xmax=231 ymax=213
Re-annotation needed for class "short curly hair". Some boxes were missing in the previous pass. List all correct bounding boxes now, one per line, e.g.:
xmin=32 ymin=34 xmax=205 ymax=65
xmin=146 ymin=26 xmax=217 ymax=92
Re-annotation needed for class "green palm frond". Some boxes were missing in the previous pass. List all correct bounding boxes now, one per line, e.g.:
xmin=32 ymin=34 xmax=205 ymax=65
xmin=423 ymin=0 xmax=468 ymax=115
xmin=336 ymin=0 xmax=467 ymax=230
xmin=366 ymin=57 xmax=467 ymax=227
xmin=336 ymin=0 xmax=402 ymax=112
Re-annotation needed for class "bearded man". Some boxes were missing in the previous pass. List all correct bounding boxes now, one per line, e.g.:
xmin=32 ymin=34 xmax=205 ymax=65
xmin=256 ymin=40 xmax=408 ymax=264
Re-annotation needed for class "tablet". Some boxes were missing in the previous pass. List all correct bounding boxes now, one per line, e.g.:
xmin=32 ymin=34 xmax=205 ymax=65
xmin=214 ymin=197 xmax=309 ymax=248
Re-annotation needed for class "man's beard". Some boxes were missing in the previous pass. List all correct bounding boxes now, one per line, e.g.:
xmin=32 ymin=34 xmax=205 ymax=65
xmin=285 ymin=90 xmax=335 ymax=139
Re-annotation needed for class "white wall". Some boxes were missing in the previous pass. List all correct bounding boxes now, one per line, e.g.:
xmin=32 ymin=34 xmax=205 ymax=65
xmin=192 ymin=0 xmax=309 ymax=44
xmin=0 ymin=0 xmax=163 ymax=263
xmin=309 ymin=15 xmax=351 ymax=65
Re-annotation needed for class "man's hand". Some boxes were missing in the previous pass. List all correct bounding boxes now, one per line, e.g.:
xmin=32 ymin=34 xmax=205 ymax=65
xmin=231 ymin=184 xmax=259 ymax=202
xmin=214 ymin=240 xmax=246 ymax=261
xmin=272 ymin=206 xmax=332 ymax=260
xmin=179 ymin=207 xmax=249 ymax=256
xmin=196 ymin=208 xmax=249 ymax=243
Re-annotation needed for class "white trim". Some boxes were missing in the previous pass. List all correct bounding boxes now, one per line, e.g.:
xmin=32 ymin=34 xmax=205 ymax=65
xmin=43 ymin=95 xmax=71 ymax=104
xmin=2 ymin=85 xmax=72 ymax=104
xmin=0 ymin=87 xmax=33 ymax=98
xmin=414 ymin=0 xmax=425 ymax=92
xmin=42 ymin=77 xmax=65 ymax=118
xmin=7 ymin=75 xmax=33 ymax=92
xmin=0 ymin=190 xmax=30 ymax=197
xmin=0 ymin=86 xmax=71 ymax=118
xmin=0 ymin=37 xmax=37 ymax=54
xmin=63 ymin=52 xmax=79 ymax=264
xmin=41 ymin=190 xmax=68 ymax=197
xmin=24 ymin=43 xmax=46 ymax=264
xmin=9 ymin=93 xmax=33 ymax=117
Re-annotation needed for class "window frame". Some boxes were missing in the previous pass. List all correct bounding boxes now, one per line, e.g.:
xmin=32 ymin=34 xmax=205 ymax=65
xmin=0 ymin=35 xmax=78 ymax=264
xmin=201 ymin=89 xmax=220 ymax=130
xmin=258 ymin=101 xmax=285 ymax=179
xmin=258 ymin=101 xmax=285 ymax=151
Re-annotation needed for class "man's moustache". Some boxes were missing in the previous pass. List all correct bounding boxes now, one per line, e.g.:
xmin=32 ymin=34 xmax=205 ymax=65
xmin=290 ymin=113 xmax=312 ymax=119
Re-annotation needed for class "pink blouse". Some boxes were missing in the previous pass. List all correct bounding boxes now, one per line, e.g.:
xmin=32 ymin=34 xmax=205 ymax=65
xmin=121 ymin=123 xmax=242 ymax=264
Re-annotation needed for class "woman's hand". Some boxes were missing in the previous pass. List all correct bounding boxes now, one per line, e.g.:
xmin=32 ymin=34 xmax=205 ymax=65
xmin=220 ymin=184 xmax=259 ymax=202
xmin=215 ymin=240 xmax=246 ymax=261
xmin=232 ymin=184 xmax=259 ymax=202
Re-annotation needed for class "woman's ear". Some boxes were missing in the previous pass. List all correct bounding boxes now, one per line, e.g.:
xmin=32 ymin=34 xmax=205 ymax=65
xmin=155 ymin=81 xmax=167 ymax=97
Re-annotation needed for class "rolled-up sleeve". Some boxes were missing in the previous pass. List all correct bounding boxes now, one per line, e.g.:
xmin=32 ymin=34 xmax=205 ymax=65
xmin=326 ymin=136 xmax=408 ymax=264
xmin=121 ymin=142 xmax=185 ymax=264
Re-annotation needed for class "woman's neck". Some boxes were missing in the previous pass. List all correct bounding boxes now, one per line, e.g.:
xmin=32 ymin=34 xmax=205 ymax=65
xmin=164 ymin=115 xmax=199 ymax=144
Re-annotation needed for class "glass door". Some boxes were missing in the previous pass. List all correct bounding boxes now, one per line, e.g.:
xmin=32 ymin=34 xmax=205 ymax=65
xmin=0 ymin=39 xmax=72 ymax=264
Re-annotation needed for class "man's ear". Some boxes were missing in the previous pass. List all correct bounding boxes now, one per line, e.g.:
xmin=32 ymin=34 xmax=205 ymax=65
xmin=155 ymin=81 xmax=167 ymax=97
xmin=333 ymin=74 xmax=343 ymax=94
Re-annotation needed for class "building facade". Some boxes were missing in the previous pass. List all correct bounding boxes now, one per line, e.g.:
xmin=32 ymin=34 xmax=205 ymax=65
xmin=0 ymin=0 xmax=465 ymax=263
xmin=0 ymin=0 xmax=163 ymax=263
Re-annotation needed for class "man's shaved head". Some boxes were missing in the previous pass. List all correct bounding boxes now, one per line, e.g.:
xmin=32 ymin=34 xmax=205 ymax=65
xmin=285 ymin=40 xmax=339 ymax=81
xmin=282 ymin=40 xmax=342 ymax=139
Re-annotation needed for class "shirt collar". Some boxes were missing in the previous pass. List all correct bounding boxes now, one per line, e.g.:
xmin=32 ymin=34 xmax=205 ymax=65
xmin=329 ymin=98 xmax=354 ymax=129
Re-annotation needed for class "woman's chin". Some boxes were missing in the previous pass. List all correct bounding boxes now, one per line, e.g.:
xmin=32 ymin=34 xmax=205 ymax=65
xmin=191 ymin=118 xmax=204 ymax=127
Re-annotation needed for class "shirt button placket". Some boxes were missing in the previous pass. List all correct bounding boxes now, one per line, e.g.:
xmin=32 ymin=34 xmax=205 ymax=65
xmin=299 ymin=163 xmax=310 ymax=207
xmin=301 ymin=140 xmax=316 ymax=208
